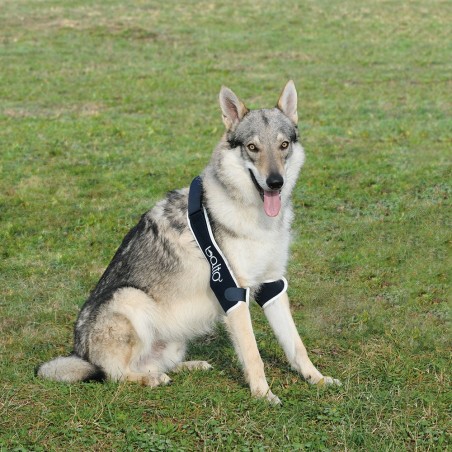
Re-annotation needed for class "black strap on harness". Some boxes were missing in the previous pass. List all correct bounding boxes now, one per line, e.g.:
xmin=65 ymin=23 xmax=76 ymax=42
xmin=187 ymin=176 xmax=287 ymax=314
xmin=255 ymin=277 xmax=288 ymax=309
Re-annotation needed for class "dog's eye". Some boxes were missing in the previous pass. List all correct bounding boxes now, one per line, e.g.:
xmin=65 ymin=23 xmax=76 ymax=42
xmin=247 ymin=144 xmax=258 ymax=152
xmin=281 ymin=141 xmax=289 ymax=150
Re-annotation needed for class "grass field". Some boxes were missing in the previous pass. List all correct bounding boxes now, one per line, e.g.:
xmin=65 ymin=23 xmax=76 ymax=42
xmin=0 ymin=0 xmax=450 ymax=450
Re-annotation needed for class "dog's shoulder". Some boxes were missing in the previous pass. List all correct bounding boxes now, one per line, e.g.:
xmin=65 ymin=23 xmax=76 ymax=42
xmin=149 ymin=187 xmax=189 ymax=233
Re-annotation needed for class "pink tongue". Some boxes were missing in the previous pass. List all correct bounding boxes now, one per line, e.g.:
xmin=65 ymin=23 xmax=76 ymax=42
xmin=263 ymin=191 xmax=281 ymax=217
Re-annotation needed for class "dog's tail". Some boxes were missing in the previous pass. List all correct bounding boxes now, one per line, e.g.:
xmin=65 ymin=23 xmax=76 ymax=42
xmin=35 ymin=354 xmax=105 ymax=383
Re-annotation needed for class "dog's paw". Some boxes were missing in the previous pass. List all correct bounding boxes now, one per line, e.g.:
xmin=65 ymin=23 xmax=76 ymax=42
xmin=313 ymin=376 xmax=342 ymax=387
xmin=143 ymin=373 xmax=172 ymax=387
xmin=265 ymin=390 xmax=282 ymax=405
xmin=252 ymin=388 xmax=282 ymax=405
xmin=302 ymin=368 xmax=341 ymax=387
xmin=174 ymin=360 xmax=213 ymax=372
xmin=159 ymin=373 xmax=173 ymax=385
xmin=190 ymin=360 xmax=213 ymax=371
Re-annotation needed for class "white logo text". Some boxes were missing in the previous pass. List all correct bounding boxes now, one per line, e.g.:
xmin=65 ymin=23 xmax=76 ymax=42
xmin=205 ymin=246 xmax=223 ymax=282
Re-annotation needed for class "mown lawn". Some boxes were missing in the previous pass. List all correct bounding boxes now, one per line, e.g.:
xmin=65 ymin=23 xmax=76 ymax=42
xmin=0 ymin=0 xmax=450 ymax=450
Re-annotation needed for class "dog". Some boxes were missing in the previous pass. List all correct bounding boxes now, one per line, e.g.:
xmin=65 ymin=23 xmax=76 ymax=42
xmin=37 ymin=81 xmax=340 ymax=404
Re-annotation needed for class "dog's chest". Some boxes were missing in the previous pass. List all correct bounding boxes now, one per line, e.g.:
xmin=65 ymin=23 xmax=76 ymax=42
xmin=219 ymin=227 xmax=290 ymax=287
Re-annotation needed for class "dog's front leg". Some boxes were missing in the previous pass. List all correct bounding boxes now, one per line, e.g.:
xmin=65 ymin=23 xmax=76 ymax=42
xmin=225 ymin=302 xmax=281 ymax=404
xmin=264 ymin=292 xmax=341 ymax=386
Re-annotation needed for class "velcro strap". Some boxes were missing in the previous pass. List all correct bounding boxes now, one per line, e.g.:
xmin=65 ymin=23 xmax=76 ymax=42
xmin=225 ymin=287 xmax=248 ymax=302
xmin=254 ymin=277 xmax=288 ymax=308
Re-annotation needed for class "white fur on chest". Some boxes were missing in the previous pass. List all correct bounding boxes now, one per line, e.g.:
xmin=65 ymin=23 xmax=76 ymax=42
xmin=221 ymin=219 xmax=291 ymax=287
xmin=206 ymin=189 xmax=292 ymax=286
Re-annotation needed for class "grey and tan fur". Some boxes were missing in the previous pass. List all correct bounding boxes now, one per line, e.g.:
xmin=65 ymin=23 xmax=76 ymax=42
xmin=37 ymin=81 xmax=340 ymax=403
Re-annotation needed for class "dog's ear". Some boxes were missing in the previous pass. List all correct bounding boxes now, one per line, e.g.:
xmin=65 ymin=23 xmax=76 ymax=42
xmin=219 ymin=86 xmax=248 ymax=130
xmin=277 ymin=80 xmax=298 ymax=124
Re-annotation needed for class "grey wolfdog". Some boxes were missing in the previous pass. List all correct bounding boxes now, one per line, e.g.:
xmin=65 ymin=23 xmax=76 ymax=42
xmin=37 ymin=81 xmax=340 ymax=403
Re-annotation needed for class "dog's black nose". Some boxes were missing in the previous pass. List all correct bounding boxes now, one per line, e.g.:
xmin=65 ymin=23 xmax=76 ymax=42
xmin=266 ymin=173 xmax=284 ymax=190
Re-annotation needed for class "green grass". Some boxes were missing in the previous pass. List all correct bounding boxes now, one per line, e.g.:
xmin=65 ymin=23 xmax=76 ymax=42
xmin=1 ymin=0 xmax=450 ymax=450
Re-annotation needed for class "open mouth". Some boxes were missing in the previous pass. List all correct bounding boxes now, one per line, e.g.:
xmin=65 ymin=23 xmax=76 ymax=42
xmin=249 ymin=170 xmax=282 ymax=217
xmin=249 ymin=170 xmax=265 ymax=200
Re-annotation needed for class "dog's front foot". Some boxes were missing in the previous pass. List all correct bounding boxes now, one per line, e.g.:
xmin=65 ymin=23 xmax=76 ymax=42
xmin=307 ymin=373 xmax=341 ymax=387
xmin=315 ymin=376 xmax=342 ymax=386
xmin=265 ymin=390 xmax=282 ymax=405
xmin=299 ymin=364 xmax=341 ymax=387
xmin=251 ymin=386 xmax=282 ymax=405
xmin=252 ymin=390 xmax=281 ymax=405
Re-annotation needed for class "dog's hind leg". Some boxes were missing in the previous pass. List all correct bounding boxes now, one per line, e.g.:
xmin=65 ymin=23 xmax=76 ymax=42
xmin=87 ymin=311 xmax=171 ymax=387
xmin=225 ymin=302 xmax=281 ymax=404
xmin=87 ymin=288 xmax=177 ymax=387
xmin=263 ymin=292 xmax=341 ymax=386
xmin=86 ymin=316 xmax=163 ymax=386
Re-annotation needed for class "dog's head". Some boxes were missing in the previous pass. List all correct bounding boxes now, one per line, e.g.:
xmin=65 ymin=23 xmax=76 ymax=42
xmin=219 ymin=81 xmax=302 ymax=217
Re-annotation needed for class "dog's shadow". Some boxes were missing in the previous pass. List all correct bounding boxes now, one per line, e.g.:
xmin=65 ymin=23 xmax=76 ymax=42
xmin=187 ymin=322 xmax=291 ymax=388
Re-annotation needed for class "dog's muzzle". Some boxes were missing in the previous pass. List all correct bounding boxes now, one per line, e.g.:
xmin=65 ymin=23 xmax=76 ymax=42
xmin=248 ymin=170 xmax=283 ymax=217
xmin=266 ymin=173 xmax=284 ymax=190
